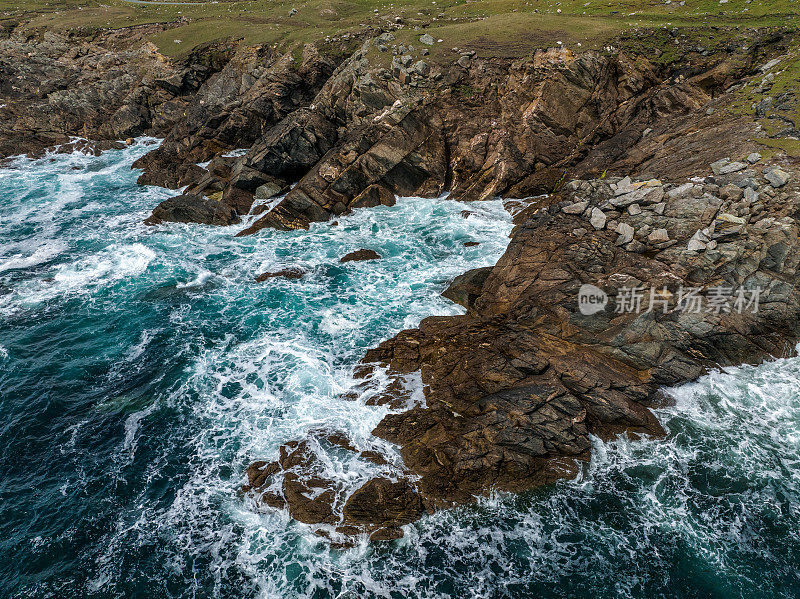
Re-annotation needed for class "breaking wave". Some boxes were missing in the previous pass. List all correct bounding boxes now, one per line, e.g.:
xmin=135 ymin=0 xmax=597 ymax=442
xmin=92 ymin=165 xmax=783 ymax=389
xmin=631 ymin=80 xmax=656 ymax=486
xmin=0 ymin=141 xmax=798 ymax=598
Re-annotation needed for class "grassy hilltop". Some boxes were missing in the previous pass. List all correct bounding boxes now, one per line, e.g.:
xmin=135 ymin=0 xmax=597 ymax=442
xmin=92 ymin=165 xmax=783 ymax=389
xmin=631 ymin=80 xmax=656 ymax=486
xmin=3 ymin=0 xmax=798 ymax=58
xmin=3 ymin=0 xmax=799 ymax=157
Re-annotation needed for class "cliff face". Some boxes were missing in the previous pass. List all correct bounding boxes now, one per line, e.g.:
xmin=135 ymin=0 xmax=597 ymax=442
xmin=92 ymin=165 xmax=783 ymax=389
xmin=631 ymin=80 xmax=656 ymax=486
xmin=3 ymin=20 xmax=799 ymax=545
xmin=145 ymin=42 xmax=718 ymax=232
xmin=234 ymin=31 xmax=800 ymax=544
xmin=0 ymin=26 xmax=232 ymax=157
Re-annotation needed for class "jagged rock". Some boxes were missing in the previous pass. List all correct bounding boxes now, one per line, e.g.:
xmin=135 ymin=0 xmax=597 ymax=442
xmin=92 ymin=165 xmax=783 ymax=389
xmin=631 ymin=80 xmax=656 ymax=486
xmin=340 ymin=249 xmax=381 ymax=263
xmin=562 ymin=201 xmax=589 ymax=214
xmin=765 ymin=168 xmax=790 ymax=188
xmin=144 ymin=194 xmax=239 ymax=226
xmin=350 ymin=184 xmax=397 ymax=209
xmin=589 ymin=207 xmax=607 ymax=230
xmin=238 ymin=105 xmax=446 ymax=233
xmin=616 ymin=222 xmax=635 ymax=245
xmin=442 ymin=267 xmax=492 ymax=309
xmin=647 ymin=228 xmax=670 ymax=243
xmin=710 ymin=158 xmax=731 ymax=175
xmin=718 ymin=161 xmax=747 ymax=175
xmin=667 ymin=183 xmax=694 ymax=199
xmin=687 ymin=229 xmax=708 ymax=251
xmin=112 ymin=43 xmax=728 ymax=229
xmin=419 ymin=33 xmax=435 ymax=46
xmin=721 ymin=184 xmax=744 ymax=201
xmin=747 ymin=152 xmax=762 ymax=164
xmin=713 ymin=213 xmax=746 ymax=237
xmin=254 ymin=180 xmax=287 ymax=200
xmin=412 ymin=60 xmax=430 ymax=76
xmin=342 ymin=477 xmax=424 ymax=531
xmin=361 ymin=166 xmax=800 ymax=512
xmin=369 ymin=527 xmax=404 ymax=541
xmin=610 ymin=184 xmax=663 ymax=207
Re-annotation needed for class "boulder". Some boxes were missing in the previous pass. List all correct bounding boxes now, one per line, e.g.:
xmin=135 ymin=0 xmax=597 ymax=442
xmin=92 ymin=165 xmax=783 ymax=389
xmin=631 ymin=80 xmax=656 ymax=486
xmin=589 ymin=207 xmax=607 ymax=230
xmin=340 ymin=249 xmax=381 ymax=263
xmin=710 ymin=158 xmax=730 ymax=175
xmin=647 ymin=228 xmax=670 ymax=243
xmin=765 ymin=168 xmax=790 ymax=188
xmin=255 ymin=268 xmax=306 ymax=282
xmin=442 ymin=266 xmax=493 ymax=309
xmin=419 ymin=33 xmax=435 ymax=46
xmin=350 ymin=185 xmax=397 ymax=209
xmin=616 ymin=222 xmax=635 ymax=245
xmin=718 ymin=161 xmax=747 ymax=175
xmin=747 ymin=152 xmax=762 ymax=164
xmin=144 ymin=194 xmax=239 ymax=226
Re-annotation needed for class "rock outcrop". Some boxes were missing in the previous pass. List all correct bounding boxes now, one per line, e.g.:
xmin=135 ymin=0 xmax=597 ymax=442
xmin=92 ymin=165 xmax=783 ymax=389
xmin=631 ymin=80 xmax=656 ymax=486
xmin=4 ymin=16 xmax=800 ymax=546
xmin=0 ymin=26 xmax=234 ymax=158
xmin=225 ymin=46 xmax=714 ymax=235
xmin=245 ymin=157 xmax=800 ymax=537
xmin=340 ymin=249 xmax=381 ymax=263
xmin=362 ymin=163 xmax=800 ymax=507
xmin=231 ymin=29 xmax=800 ymax=542
xmin=144 ymin=193 xmax=239 ymax=226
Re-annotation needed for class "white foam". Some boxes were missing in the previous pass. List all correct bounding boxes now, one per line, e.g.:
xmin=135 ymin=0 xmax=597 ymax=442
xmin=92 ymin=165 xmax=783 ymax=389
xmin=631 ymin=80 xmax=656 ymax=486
xmin=16 ymin=140 xmax=797 ymax=596
xmin=0 ymin=240 xmax=69 ymax=273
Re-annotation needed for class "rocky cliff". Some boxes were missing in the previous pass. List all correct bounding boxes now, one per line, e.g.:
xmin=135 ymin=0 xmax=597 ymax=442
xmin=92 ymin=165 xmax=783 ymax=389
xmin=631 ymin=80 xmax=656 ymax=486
xmin=2 ymin=17 xmax=799 ymax=546
xmin=233 ymin=29 xmax=800 ymax=545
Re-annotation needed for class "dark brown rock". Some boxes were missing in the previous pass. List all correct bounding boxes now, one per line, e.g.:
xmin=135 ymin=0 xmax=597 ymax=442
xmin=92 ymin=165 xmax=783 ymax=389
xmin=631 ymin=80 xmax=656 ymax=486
xmin=364 ymin=168 xmax=800 ymax=509
xmin=144 ymin=194 xmax=239 ymax=226
xmin=340 ymin=249 xmax=381 ymax=263
xmin=369 ymin=527 xmax=404 ymax=542
xmin=350 ymin=184 xmax=397 ymax=209
xmin=254 ymin=268 xmax=306 ymax=282
xmin=441 ymin=266 xmax=493 ymax=309
xmin=342 ymin=477 xmax=424 ymax=530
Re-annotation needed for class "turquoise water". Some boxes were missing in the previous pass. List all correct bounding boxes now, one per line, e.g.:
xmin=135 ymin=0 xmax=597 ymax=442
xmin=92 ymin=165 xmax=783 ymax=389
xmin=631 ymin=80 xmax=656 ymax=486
xmin=0 ymin=141 xmax=799 ymax=598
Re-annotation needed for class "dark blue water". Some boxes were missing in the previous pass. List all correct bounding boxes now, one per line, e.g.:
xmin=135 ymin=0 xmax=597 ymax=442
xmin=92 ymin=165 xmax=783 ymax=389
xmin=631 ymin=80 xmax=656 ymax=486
xmin=0 ymin=142 xmax=799 ymax=598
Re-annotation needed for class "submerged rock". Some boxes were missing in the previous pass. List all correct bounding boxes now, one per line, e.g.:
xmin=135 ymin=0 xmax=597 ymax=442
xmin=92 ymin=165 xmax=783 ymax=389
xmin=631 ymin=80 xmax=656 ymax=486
xmin=255 ymin=268 xmax=306 ymax=282
xmin=340 ymin=249 xmax=381 ymax=263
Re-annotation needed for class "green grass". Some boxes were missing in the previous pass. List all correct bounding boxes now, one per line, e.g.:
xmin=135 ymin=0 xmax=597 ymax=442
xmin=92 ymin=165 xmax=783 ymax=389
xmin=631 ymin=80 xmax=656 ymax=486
xmin=4 ymin=0 xmax=798 ymax=59
xmin=6 ymin=0 xmax=800 ymax=161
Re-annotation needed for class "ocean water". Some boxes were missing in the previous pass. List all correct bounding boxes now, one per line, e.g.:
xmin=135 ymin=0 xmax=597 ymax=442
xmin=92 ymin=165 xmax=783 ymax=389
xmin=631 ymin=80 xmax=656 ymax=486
xmin=0 ymin=141 xmax=798 ymax=598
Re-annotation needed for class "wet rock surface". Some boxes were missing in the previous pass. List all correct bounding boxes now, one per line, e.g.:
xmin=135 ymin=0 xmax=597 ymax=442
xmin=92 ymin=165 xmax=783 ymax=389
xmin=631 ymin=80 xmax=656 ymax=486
xmin=254 ymin=268 xmax=306 ymax=282
xmin=362 ymin=163 xmax=800 ymax=508
xmin=144 ymin=193 xmax=239 ymax=226
xmin=244 ymin=157 xmax=800 ymax=538
xmin=6 ymin=20 xmax=800 ymax=545
xmin=242 ymin=433 xmax=423 ymax=544
xmin=340 ymin=249 xmax=382 ymax=263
